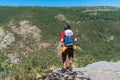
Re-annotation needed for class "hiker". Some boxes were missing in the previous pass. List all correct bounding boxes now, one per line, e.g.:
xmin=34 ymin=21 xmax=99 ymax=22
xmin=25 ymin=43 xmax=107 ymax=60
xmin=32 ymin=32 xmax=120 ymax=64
xmin=60 ymin=25 xmax=77 ymax=73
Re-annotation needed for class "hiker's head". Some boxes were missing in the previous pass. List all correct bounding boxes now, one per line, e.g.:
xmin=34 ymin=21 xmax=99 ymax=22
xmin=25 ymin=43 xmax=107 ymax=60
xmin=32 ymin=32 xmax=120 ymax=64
xmin=64 ymin=25 xmax=71 ymax=30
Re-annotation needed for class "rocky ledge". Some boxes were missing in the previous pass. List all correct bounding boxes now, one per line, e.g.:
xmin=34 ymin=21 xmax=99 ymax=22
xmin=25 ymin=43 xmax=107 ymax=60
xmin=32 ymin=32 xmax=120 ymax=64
xmin=39 ymin=61 xmax=120 ymax=80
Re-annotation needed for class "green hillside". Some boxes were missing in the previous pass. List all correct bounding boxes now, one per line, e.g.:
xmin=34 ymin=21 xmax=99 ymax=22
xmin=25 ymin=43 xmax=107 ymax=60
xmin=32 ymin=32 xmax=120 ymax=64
xmin=0 ymin=6 xmax=120 ymax=79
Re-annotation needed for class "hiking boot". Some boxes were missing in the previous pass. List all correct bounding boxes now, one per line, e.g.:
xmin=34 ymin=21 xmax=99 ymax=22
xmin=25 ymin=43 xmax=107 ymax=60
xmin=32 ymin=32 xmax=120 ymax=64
xmin=69 ymin=67 xmax=72 ymax=72
xmin=61 ymin=68 xmax=66 ymax=73
xmin=67 ymin=67 xmax=72 ymax=72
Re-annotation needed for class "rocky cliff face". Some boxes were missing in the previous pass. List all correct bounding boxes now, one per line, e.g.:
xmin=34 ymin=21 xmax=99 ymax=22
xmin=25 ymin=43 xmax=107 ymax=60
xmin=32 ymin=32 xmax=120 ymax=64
xmin=0 ymin=20 xmax=50 ymax=65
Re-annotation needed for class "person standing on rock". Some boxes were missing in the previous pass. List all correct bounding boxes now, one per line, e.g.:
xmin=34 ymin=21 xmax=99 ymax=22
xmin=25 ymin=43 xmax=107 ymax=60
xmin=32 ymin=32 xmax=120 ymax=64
xmin=60 ymin=25 xmax=77 ymax=73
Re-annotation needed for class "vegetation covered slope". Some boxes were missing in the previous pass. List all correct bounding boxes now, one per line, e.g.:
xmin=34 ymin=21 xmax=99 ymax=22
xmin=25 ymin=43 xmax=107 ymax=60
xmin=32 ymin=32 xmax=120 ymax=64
xmin=0 ymin=6 xmax=120 ymax=79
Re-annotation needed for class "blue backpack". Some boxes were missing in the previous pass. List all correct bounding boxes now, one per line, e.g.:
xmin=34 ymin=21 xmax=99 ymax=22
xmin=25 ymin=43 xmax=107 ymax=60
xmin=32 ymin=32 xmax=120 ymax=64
xmin=64 ymin=30 xmax=75 ymax=46
xmin=64 ymin=36 xmax=75 ymax=46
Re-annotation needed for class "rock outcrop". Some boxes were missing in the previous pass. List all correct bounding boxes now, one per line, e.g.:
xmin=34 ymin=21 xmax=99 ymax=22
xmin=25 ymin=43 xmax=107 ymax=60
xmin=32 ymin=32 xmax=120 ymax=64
xmin=39 ymin=61 xmax=120 ymax=80
xmin=0 ymin=27 xmax=15 ymax=50
xmin=12 ymin=20 xmax=41 ymax=41
xmin=55 ymin=14 xmax=71 ymax=24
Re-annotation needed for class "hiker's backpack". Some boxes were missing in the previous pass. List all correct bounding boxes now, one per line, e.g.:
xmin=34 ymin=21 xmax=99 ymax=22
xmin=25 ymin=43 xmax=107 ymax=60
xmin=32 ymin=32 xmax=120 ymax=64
xmin=64 ymin=30 xmax=75 ymax=46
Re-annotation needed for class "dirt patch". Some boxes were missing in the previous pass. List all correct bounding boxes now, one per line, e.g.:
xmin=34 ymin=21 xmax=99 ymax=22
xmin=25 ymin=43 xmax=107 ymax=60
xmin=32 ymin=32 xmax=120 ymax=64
xmin=39 ymin=43 xmax=50 ymax=48
xmin=56 ymin=41 xmax=62 ymax=56
xmin=55 ymin=14 xmax=71 ymax=24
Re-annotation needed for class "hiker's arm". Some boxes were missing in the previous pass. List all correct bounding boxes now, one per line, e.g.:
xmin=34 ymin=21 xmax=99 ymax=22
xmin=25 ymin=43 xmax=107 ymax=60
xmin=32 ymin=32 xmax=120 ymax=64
xmin=60 ymin=32 xmax=65 ymax=42
xmin=73 ymin=34 xmax=77 ymax=41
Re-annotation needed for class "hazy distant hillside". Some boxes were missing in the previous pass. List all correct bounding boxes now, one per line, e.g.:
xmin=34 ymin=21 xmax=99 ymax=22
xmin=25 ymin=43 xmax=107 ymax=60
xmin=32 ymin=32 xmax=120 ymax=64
xmin=0 ymin=6 xmax=120 ymax=80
